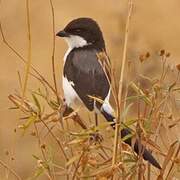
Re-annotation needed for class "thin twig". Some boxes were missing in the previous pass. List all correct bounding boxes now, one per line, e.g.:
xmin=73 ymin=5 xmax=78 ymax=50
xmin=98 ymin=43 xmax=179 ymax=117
xmin=166 ymin=143 xmax=180 ymax=179
xmin=0 ymin=159 xmax=22 ymax=180
xmin=112 ymin=0 xmax=133 ymax=165
xmin=22 ymin=0 xmax=32 ymax=97
xmin=0 ymin=18 xmax=56 ymax=95
xmin=137 ymin=89 xmax=143 ymax=180
xmin=72 ymin=150 xmax=86 ymax=180
xmin=49 ymin=0 xmax=60 ymax=104
xmin=34 ymin=123 xmax=54 ymax=180
xmin=39 ymin=117 xmax=69 ymax=161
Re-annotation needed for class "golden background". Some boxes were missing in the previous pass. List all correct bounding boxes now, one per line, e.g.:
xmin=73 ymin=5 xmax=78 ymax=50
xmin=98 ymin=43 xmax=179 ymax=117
xmin=0 ymin=0 xmax=180 ymax=179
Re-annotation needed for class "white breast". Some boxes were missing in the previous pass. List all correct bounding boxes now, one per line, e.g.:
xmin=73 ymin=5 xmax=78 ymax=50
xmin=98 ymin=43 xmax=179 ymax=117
xmin=63 ymin=35 xmax=88 ymax=62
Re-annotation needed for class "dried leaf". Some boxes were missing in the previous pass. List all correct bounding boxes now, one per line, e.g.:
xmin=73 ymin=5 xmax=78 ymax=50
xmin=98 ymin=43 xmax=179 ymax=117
xmin=32 ymin=93 xmax=41 ymax=113
xmin=159 ymin=49 xmax=165 ymax=56
xmin=123 ymin=118 xmax=137 ymax=127
xmin=20 ymin=115 xmax=37 ymax=133
xmin=176 ymin=64 xmax=180 ymax=72
xmin=121 ymin=103 xmax=134 ymax=121
xmin=88 ymin=95 xmax=104 ymax=104
xmin=139 ymin=52 xmax=150 ymax=62
xmin=161 ymin=141 xmax=178 ymax=174
xmin=168 ymin=82 xmax=176 ymax=92
xmin=66 ymin=154 xmax=81 ymax=167
xmin=67 ymin=138 xmax=86 ymax=145
xmin=130 ymin=82 xmax=151 ymax=105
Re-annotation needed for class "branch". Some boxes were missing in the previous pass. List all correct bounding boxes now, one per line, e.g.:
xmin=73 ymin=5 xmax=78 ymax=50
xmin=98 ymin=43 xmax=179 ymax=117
xmin=39 ymin=117 xmax=69 ymax=161
xmin=49 ymin=0 xmax=60 ymax=104
xmin=22 ymin=0 xmax=32 ymax=97
xmin=112 ymin=0 xmax=133 ymax=165
xmin=0 ymin=0 xmax=59 ymax=96
xmin=0 ymin=159 xmax=22 ymax=180
xmin=0 ymin=15 xmax=56 ymax=95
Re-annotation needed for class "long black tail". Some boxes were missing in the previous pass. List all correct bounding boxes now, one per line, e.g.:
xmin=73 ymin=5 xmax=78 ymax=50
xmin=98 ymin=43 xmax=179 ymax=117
xmin=101 ymin=109 xmax=161 ymax=169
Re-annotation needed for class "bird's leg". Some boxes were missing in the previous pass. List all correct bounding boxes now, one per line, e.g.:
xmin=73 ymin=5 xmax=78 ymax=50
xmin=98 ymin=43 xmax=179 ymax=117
xmin=89 ymin=112 xmax=104 ymax=144
xmin=63 ymin=105 xmax=74 ymax=117
xmin=62 ymin=104 xmax=87 ymax=129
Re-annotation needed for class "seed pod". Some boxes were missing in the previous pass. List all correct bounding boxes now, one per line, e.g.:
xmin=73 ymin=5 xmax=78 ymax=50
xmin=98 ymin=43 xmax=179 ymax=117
xmin=176 ymin=64 xmax=180 ymax=72
xmin=159 ymin=49 xmax=165 ymax=56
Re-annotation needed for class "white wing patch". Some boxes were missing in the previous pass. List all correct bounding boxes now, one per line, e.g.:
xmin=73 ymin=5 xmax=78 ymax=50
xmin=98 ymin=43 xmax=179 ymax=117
xmin=63 ymin=76 xmax=82 ymax=108
xmin=63 ymin=77 xmax=114 ymax=114
xmin=101 ymin=90 xmax=114 ymax=115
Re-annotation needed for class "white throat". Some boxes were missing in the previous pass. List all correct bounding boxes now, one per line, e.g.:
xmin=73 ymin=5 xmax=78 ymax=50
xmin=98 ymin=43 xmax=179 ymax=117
xmin=63 ymin=35 xmax=88 ymax=62
xmin=64 ymin=35 xmax=88 ymax=49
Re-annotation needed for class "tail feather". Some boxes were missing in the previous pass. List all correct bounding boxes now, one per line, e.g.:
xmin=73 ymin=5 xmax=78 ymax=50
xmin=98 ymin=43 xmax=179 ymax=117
xmin=101 ymin=108 xmax=161 ymax=169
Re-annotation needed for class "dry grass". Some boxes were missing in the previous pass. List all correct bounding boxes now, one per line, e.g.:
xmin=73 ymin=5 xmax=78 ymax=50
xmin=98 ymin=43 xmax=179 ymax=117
xmin=0 ymin=0 xmax=180 ymax=180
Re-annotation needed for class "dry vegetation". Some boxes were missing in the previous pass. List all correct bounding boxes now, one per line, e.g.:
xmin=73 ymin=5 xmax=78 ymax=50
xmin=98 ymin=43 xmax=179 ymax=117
xmin=0 ymin=0 xmax=180 ymax=180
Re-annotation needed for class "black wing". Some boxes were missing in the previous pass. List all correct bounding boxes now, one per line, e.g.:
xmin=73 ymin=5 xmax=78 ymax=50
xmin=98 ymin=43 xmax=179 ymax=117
xmin=63 ymin=46 xmax=110 ymax=111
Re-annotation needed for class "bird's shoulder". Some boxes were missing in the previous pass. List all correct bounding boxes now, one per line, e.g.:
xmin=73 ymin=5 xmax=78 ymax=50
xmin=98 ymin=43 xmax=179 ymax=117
xmin=64 ymin=45 xmax=106 ymax=75
xmin=68 ymin=46 xmax=101 ymax=65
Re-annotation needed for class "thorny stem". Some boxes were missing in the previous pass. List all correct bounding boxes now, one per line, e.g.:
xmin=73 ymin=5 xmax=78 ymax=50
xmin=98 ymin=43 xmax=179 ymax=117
xmin=112 ymin=0 xmax=133 ymax=166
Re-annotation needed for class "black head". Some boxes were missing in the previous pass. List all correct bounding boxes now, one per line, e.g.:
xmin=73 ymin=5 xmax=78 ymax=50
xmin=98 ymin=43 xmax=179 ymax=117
xmin=56 ymin=18 xmax=105 ymax=50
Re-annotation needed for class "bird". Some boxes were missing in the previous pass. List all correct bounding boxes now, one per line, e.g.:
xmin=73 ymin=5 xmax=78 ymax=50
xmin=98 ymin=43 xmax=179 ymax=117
xmin=56 ymin=17 xmax=161 ymax=169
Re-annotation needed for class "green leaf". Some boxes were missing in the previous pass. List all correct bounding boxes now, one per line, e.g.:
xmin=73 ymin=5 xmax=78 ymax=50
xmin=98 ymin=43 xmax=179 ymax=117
xmin=172 ymin=87 xmax=180 ymax=92
xmin=32 ymin=154 xmax=40 ymax=160
xmin=126 ymin=95 xmax=146 ymax=101
xmin=9 ymin=106 xmax=19 ymax=110
xmin=122 ymin=133 xmax=133 ymax=142
xmin=130 ymin=82 xmax=152 ymax=105
xmin=70 ymin=131 xmax=90 ymax=137
xmin=20 ymin=115 xmax=37 ymax=134
xmin=143 ymin=119 xmax=152 ymax=133
xmin=49 ymin=100 xmax=59 ymax=110
xmin=121 ymin=103 xmax=134 ymax=121
xmin=123 ymin=118 xmax=137 ymax=127
xmin=33 ymin=167 xmax=44 ymax=179
xmin=67 ymin=138 xmax=86 ymax=145
xmin=94 ymin=121 xmax=115 ymax=131
xmin=32 ymin=93 xmax=41 ymax=113
xmin=123 ymin=157 xmax=136 ymax=163
xmin=168 ymin=82 xmax=176 ymax=92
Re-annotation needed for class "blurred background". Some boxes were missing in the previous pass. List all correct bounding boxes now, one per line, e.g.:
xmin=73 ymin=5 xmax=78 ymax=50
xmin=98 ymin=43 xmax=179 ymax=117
xmin=0 ymin=0 xmax=180 ymax=179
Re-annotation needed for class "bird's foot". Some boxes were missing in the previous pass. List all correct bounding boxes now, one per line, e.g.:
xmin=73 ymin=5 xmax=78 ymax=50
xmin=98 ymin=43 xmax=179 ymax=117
xmin=89 ymin=131 xmax=103 ymax=144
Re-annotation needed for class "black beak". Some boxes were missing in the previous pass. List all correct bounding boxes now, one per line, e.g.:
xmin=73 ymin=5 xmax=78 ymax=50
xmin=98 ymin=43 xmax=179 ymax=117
xmin=56 ymin=30 xmax=69 ymax=37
